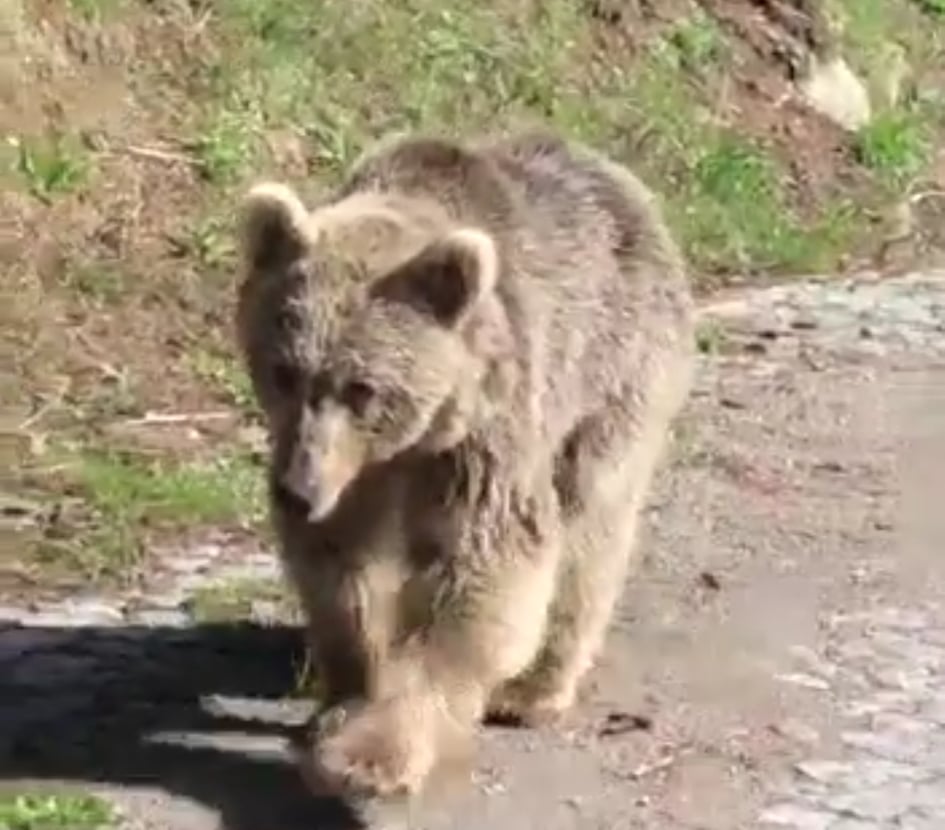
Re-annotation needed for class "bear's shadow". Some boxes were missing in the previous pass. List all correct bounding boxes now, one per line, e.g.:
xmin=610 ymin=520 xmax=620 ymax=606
xmin=0 ymin=621 xmax=366 ymax=830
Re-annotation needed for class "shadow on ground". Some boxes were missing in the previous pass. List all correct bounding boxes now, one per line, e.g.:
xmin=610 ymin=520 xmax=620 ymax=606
xmin=0 ymin=621 xmax=366 ymax=829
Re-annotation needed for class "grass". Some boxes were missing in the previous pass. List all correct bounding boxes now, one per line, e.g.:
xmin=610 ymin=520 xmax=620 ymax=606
xmin=695 ymin=319 xmax=727 ymax=356
xmin=915 ymin=0 xmax=945 ymax=14
xmin=190 ymin=350 xmax=256 ymax=411
xmin=62 ymin=263 xmax=126 ymax=306
xmin=14 ymin=133 xmax=89 ymax=200
xmin=855 ymin=109 xmax=931 ymax=184
xmin=668 ymin=9 xmax=726 ymax=71
xmin=0 ymin=791 xmax=115 ymax=830
xmin=187 ymin=576 xmax=293 ymax=623
xmin=30 ymin=449 xmax=267 ymax=580
xmin=67 ymin=0 xmax=124 ymax=23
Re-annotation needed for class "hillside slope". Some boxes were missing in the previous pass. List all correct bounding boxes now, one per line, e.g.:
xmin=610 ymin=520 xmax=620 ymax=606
xmin=2 ymin=0 xmax=944 ymax=596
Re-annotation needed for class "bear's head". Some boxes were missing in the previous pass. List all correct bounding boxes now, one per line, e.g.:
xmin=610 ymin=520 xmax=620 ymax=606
xmin=235 ymin=182 xmax=512 ymax=523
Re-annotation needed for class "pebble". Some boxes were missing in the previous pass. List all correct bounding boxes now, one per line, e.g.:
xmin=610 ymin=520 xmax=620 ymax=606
xmin=129 ymin=609 xmax=193 ymax=629
xmin=759 ymin=803 xmax=835 ymax=829
xmin=775 ymin=672 xmax=831 ymax=691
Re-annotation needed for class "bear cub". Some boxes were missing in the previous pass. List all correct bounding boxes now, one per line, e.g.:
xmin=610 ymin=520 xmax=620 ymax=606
xmin=235 ymin=129 xmax=694 ymax=800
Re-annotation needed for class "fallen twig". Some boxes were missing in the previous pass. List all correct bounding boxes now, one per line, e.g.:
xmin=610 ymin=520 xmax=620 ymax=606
xmin=116 ymin=411 xmax=234 ymax=427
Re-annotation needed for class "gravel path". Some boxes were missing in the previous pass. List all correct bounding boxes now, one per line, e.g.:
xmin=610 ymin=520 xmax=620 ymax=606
xmin=1 ymin=270 xmax=943 ymax=830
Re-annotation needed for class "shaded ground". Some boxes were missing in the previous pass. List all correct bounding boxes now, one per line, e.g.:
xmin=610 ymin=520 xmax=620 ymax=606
xmin=2 ymin=270 xmax=943 ymax=829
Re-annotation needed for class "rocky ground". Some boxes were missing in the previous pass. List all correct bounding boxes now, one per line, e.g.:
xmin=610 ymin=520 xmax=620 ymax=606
xmin=2 ymin=268 xmax=944 ymax=829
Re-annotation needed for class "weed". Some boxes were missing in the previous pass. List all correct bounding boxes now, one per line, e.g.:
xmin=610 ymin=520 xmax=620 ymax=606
xmin=915 ymin=0 xmax=945 ymax=14
xmin=669 ymin=11 xmax=725 ymax=70
xmin=63 ymin=263 xmax=126 ymax=306
xmin=15 ymin=134 xmax=88 ymax=200
xmin=190 ymin=350 xmax=255 ymax=411
xmin=192 ymin=107 xmax=258 ymax=184
xmin=190 ymin=216 xmax=237 ymax=270
xmin=695 ymin=319 xmax=727 ymax=355
xmin=33 ymin=449 xmax=267 ymax=579
xmin=0 ymin=791 xmax=115 ymax=830
xmin=187 ymin=576 xmax=292 ymax=623
xmin=67 ymin=0 xmax=123 ymax=22
xmin=76 ymin=450 xmax=265 ymax=529
xmin=855 ymin=110 xmax=930 ymax=183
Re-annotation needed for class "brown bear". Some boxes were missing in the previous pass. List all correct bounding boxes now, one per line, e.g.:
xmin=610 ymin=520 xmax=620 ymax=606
xmin=234 ymin=129 xmax=694 ymax=801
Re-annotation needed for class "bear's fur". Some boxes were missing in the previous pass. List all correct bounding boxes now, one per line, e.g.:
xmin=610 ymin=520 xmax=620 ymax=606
xmin=235 ymin=129 xmax=694 ymax=800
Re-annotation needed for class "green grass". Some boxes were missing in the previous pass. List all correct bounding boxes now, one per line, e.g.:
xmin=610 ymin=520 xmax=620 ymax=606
xmin=855 ymin=109 xmax=931 ymax=185
xmin=0 ymin=791 xmax=115 ymax=830
xmin=76 ymin=450 xmax=265 ymax=527
xmin=668 ymin=10 xmax=726 ymax=70
xmin=915 ymin=0 xmax=945 ymax=14
xmin=187 ymin=0 xmax=876 ymax=274
xmin=695 ymin=319 xmax=727 ymax=355
xmin=33 ymin=449 xmax=267 ymax=579
xmin=187 ymin=576 xmax=292 ymax=623
xmin=63 ymin=263 xmax=126 ymax=306
xmin=192 ymin=106 xmax=260 ymax=184
xmin=14 ymin=133 xmax=88 ymax=200
xmin=190 ymin=350 xmax=256 ymax=411
xmin=67 ymin=0 xmax=124 ymax=23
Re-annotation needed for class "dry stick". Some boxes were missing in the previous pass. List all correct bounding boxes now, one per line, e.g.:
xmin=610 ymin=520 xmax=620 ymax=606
xmin=117 ymin=412 xmax=234 ymax=427
xmin=121 ymin=145 xmax=197 ymax=166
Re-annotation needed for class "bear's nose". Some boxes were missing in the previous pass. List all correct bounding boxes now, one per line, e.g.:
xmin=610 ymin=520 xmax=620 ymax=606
xmin=277 ymin=448 xmax=324 ymax=513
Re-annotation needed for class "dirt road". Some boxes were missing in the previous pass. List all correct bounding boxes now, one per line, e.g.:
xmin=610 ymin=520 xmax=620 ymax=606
xmin=2 ymin=270 xmax=944 ymax=830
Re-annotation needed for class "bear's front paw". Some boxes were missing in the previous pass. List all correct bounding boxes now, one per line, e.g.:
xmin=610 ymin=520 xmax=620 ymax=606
xmin=304 ymin=698 xmax=436 ymax=800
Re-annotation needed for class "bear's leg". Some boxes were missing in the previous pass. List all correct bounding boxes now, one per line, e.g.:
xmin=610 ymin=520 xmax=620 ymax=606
xmin=489 ymin=357 xmax=693 ymax=725
xmin=308 ymin=498 xmax=563 ymax=800
xmin=283 ymin=553 xmax=402 ymax=709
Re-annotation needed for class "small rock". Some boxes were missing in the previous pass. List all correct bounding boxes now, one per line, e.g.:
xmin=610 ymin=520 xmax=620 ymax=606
xmin=698 ymin=571 xmax=722 ymax=591
xmin=759 ymin=803 xmax=834 ymax=829
xmin=795 ymin=759 xmax=854 ymax=785
xmin=770 ymin=719 xmax=820 ymax=746
xmin=775 ymin=672 xmax=831 ymax=692
xmin=136 ymin=592 xmax=187 ymax=612
xmin=131 ymin=609 xmax=192 ymax=628
xmin=798 ymin=56 xmax=872 ymax=131
xmin=599 ymin=711 xmax=653 ymax=737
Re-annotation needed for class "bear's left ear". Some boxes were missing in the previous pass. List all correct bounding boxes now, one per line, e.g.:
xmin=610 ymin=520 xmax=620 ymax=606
xmin=239 ymin=182 xmax=309 ymax=271
xmin=375 ymin=228 xmax=499 ymax=327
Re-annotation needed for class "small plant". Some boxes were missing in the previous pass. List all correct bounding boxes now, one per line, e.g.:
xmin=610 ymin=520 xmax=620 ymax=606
xmin=64 ymin=263 xmax=126 ymax=306
xmin=914 ymin=0 xmax=945 ymax=15
xmin=190 ymin=349 xmax=256 ymax=411
xmin=855 ymin=110 xmax=930 ymax=183
xmin=669 ymin=11 xmax=725 ymax=69
xmin=34 ymin=448 xmax=267 ymax=580
xmin=192 ymin=108 xmax=257 ymax=184
xmin=695 ymin=319 xmax=726 ymax=355
xmin=0 ymin=791 xmax=115 ymax=830
xmin=15 ymin=134 xmax=88 ymax=200
xmin=188 ymin=576 xmax=292 ymax=623
xmin=67 ymin=0 xmax=123 ymax=22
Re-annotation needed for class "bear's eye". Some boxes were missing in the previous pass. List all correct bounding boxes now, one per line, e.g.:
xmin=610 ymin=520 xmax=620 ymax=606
xmin=308 ymin=372 xmax=332 ymax=410
xmin=271 ymin=362 xmax=299 ymax=396
xmin=340 ymin=380 xmax=376 ymax=418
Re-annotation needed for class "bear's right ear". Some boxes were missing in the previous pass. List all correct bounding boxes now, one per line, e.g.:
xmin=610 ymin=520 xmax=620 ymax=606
xmin=373 ymin=227 xmax=499 ymax=328
xmin=239 ymin=182 xmax=309 ymax=271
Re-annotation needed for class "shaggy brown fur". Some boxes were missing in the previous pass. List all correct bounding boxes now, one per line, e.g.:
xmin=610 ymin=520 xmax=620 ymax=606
xmin=235 ymin=129 xmax=694 ymax=800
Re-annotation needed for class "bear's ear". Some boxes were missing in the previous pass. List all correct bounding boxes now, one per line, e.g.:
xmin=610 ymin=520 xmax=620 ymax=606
xmin=239 ymin=182 xmax=309 ymax=271
xmin=375 ymin=227 xmax=499 ymax=327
